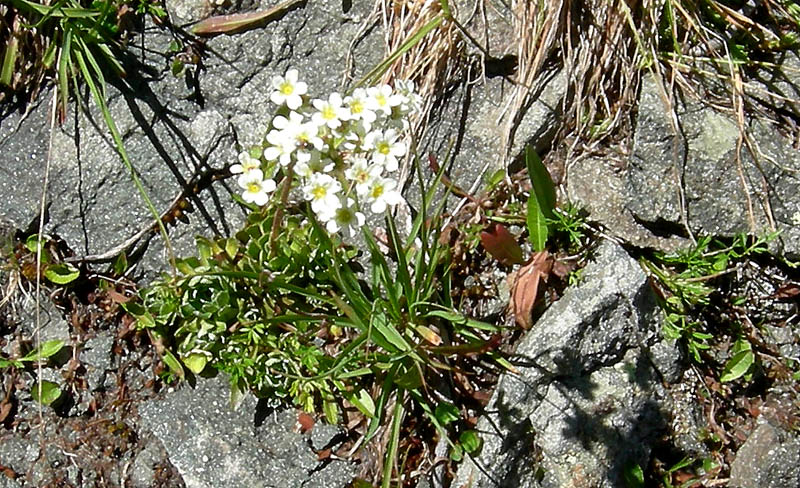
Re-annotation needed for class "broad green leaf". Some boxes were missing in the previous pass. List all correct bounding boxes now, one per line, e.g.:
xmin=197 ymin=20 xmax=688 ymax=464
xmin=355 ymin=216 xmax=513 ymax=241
xmin=459 ymin=430 xmax=482 ymax=453
xmin=31 ymin=380 xmax=62 ymax=406
xmin=449 ymin=443 xmax=464 ymax=461
xmin=21 ymin=340 xmax=64 ymax=362
xmin=720 ymin=341 xmax=754 ymax=383
xmin=526 ymin=193 xmax=549 ymax=252
xmin=394 ymin=363 xmax=423 ymax=391
xmin=525 ymin=145 xmax=556 ymax=220
xmin=44 ymin=262 xmax=80 ymax=285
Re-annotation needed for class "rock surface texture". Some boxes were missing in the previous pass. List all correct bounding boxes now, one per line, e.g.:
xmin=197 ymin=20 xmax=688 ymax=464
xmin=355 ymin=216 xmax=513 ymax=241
xmin=139 ymin=375 xmax=356 ymax=488
xmin=454 ymin=241 xmax=674 ymax=488
xmin=625 ymin=72 xmax=800 ymax=256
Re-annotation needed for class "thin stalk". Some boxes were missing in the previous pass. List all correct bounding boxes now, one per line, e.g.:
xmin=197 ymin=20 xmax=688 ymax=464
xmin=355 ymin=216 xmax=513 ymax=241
xmin=270 ymin=162 xmax=295 ymax=256
xmin=381 ymin=395 xmax=404 ymax=488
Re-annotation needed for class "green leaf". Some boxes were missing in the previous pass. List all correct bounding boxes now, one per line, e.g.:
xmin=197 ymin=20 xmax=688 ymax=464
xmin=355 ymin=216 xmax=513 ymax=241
xmin=20 ymin=340 xmax=65 ymax=362
xmin=449 ymin=443 xmax=464 ymax=462
xmin=720 ymin=340 xmax=754 ymax=383
xmin=182 ymin=352 xmax=208 ymax=375
xmin=459 ymin=430 xmax=482 ymax=454
xmin=31 ymin=380 xmax=62 ymax=406
xmin=623 ymin=462 xmax=645 ymax=488
xmin=1 ymin=34 xmax=19 ymax=87
xmin=434 ymin=403 xmax=460 ymax=425
xmin=525 ymin=145 xmax=556 ymax=220
xmin=323 ymin=399 xmax=339 ymax=424
xmin=527 ymin=193 xmax=549 ymax=252
xmin=346 ymin=389 xmax=376 ymax=418
xmin=44 ymin=262 xmax=80 ymax=285
xmin=160 ymin=349 xmax=185 ymax=381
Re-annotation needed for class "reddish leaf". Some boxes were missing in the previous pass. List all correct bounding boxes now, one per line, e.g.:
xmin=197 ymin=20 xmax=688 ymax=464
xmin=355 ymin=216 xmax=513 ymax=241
xmin=510 ymin=251 xmax=553 ymax=329
xmin=192 ymin=0 xmax=303 ymax=35
xmin=296 ymin=411 xmax=315 ymax=433
xmin=0 ymin=400 xmax=12 ymax=423
xmin=480 ymin=224 xmax=524 ymax=265
xmin=774 ymin=283 xmax=800 ymax=300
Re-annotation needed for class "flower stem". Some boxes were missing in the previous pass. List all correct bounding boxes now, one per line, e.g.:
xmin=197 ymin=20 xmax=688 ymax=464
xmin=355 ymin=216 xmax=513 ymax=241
xmin=270 ymin=162 xmax=295 ymax=255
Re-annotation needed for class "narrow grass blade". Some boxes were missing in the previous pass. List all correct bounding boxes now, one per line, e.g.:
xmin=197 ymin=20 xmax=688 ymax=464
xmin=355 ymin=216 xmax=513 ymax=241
xmin=381 ymin=396 xmax=404 ymax=488
xmin=356 ymin=14 xmax=444 ymax=87
xmin=0 ymin=35 xmax=19 ymax=87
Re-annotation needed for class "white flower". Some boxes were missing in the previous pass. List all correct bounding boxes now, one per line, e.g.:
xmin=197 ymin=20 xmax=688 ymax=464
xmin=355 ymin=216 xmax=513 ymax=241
xmin=326 ymin=198 xmax=366 ymax=237
xmin=312 ymin=92 xmax=350 ymax=130
xmin=365 ymin=176 xmax=403 ymax=214
xmin=264 ymin=111 xmax=305 ymax=166
xmin=270 ymin=69 xmax=308 ymax=110
xmin=792 ymin=211 xmax=800 ymax=226
xmin=394 ymin=79 xmax=422 ymax=113
xmin=237 ymin=169 xmax=276 ymax=206
xmin=366 ymin=84 xmax=403 ymax=115
xmin=303 ymin=173 xmax=342 ymax=219
xmin=363 ymin=128 xmax=406 ymax=172
xmin=295 ymin=152 xmax=335 ymax=178
xmin=344 ymin=156 xmax=383 ymax=195
xmin=344 ymin=88 xmax=377 ymax=127
xmin=230 ymin=151 xmax=261 ymax=174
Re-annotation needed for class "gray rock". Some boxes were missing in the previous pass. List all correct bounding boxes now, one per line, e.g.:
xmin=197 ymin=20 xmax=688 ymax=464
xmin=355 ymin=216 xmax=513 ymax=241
xmin=729 ymin=422 xmax=800 ymax=488
xmin=138 ymin=375 xmax=357 ymax=488
xmin=567 ymin=155 xmax=688 ymax=252
xmin=454 ymin=241 xmax=669 ymax=488
xmin=80 ymin=331 xmax=115 ymax=391
xmin=130 ymin=435 xmax=177 ymax=488
xmin=425 ymin=68 xmax=566 ymax=196
xmin=626 ymin=73 xmax=800 ymax=256
xmin=0 ymin=435 xmax=39 ymax=484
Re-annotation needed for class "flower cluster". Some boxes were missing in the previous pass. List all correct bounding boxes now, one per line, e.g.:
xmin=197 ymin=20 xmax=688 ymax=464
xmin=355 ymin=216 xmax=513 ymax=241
xmin=231 ymin=68 xmax=422 ymax=237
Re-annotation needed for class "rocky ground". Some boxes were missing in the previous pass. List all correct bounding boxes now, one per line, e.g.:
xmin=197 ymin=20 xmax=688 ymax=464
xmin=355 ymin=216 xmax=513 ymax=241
xmin=1 ymin=0 xmax=800 ymax=487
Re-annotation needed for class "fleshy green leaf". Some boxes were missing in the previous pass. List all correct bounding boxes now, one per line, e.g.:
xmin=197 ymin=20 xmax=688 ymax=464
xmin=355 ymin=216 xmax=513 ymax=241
xmin=182 ymin=352 xmax=208 ymax=374
xmin=434 ymin=403 xmax=460 ymax=425
xmin=525 ymin=145 xmax=556 ymax=220
xmin=20 ymin=340 xmax=64 ymax=362
xmin=459 ymin=430 xmax=482 ymax=454
xmin=44 ymin=262 xmax=80 ymax=285
xmin=31 ymin=380 xmax=62 ymax=406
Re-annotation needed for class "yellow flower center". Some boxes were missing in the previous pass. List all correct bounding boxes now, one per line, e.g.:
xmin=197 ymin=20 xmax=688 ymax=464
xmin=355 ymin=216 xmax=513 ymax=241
xmin=371 ymin=185 xmax=384 ymax=199
xmin=322 ymin=105 xmax=336 ymax=120
xmin=312 ymin=186 xmax=327 ymax=200
xmin=350 ymin=100 xmax=363 ymax=114
xmin=280 ymin=82 xmax=294 ymax=96
xmin=375 ymin=94 xmax=387 ymax=106
xmin=377 ymin=141 xmax=391 ymax=155
xmin=247 ymin=182 xmax=261 ymax=193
